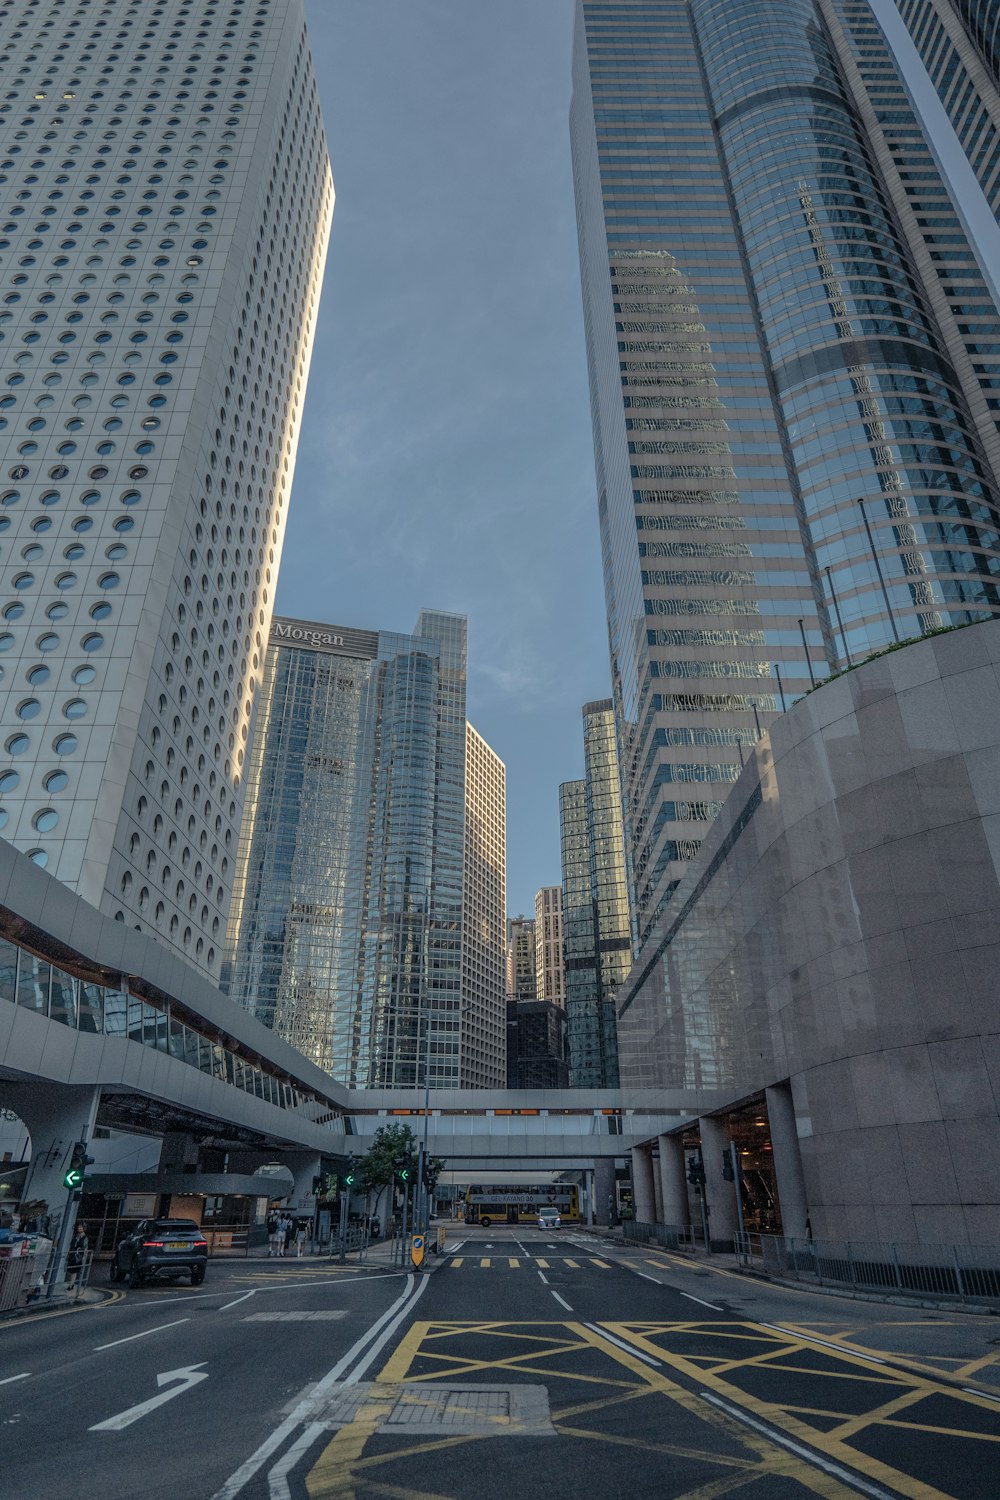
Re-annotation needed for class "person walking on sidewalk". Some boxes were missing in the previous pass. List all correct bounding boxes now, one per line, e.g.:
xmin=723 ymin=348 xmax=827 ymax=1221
xmin=294 ymin=1220 xmax=307 ymax=1258
xmin=67 ymin=1222 xmax=89 ymax=1294
xmin=267 ymin=1212 xmax=283 ymax=1258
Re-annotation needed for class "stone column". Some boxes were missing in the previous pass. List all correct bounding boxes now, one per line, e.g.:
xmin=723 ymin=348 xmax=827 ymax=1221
xmin=594 ymin=1158 xmax=615 ymax=1225
xmin=651 ymin=1148 xmax=663 ymax=1223
xmin=5 ymin=1081 xmax=101 ymax=1234
xmin=700 ymin=1115 xmax=738 ymax=1251
xmin=631 ymin=1145 xmax=656 ymax=1224
xmin=658 ymin=1133 xmax=689 ymax=1229
xmin=766 ymin=1082 xmax=809 ymax=1239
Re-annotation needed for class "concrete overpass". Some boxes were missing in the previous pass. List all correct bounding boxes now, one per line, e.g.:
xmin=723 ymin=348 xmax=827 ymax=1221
xmin=0 ymin=840 xmax=705 ymax=1225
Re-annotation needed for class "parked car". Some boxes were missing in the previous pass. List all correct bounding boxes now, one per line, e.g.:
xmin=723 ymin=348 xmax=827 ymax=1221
xmin=537 ymin=1207 xmax=561 ymax=1230
xmin=110 ymin=1218 xmax=208 ymax=1287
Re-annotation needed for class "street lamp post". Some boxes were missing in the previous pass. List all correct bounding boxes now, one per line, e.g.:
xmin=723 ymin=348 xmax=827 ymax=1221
xmin=415 ymin=1003 xmax=431 ymax=1238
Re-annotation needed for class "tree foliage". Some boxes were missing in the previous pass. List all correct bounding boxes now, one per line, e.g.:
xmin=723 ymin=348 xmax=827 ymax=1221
xmin=356 ymin=1122 xmax=417 ymax=1196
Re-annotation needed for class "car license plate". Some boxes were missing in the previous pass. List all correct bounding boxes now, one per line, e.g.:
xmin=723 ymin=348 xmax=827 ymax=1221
xmin=167 ymin=1241 xmax=188 ymax=1250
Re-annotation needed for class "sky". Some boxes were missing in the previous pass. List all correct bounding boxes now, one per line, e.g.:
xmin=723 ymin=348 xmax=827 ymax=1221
xmin=275 ymin=0 xmax=609 ymax=917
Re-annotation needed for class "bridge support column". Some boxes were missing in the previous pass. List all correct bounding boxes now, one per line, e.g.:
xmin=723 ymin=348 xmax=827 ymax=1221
xmin=594 ymin=1157 xmax=615 ymax=1226
xmin=631 ymin=1145 xmax=655 ymax=1224
xmin=766 ymin=1082 xmax=809 ymax=1238
xmin=281 ymin=1151 xmax=324 ymax=1218
xmin=2 ymin=1081 xmax=100 ymax=1236
xmin=700 ymin=1115 xmax=737 ymax=1251
xmin=658 ymin=1133 xmax=688 ymax=1230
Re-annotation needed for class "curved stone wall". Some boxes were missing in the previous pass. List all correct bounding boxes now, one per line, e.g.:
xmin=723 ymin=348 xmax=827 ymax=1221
xmin=618 ymin=620 xmax=1000 ymax=1243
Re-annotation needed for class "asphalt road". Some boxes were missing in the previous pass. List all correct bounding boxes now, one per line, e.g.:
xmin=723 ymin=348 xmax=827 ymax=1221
xmin=2 ymin=1227 xmax=998 ymax=1500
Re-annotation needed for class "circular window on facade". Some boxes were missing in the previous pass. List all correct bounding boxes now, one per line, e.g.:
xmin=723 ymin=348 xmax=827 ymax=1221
xmin=53 ymin=733 xmax=78 ymax=755
xmin=54 ymin=572 xmax=77 ymax=590
xmin=43 ymin=769 xmax=68 ymax=792
xmin=90 ymin=601 xmax=112 ymax=621
xmin=128 ymin=466 xmax=148 ymax=480
xmin=3 ymin=603 xmax=24 ymax=622
xmin=113 ymin=516 xmax=134 ymax=533
xmin=26 ymin=849 xmax=48 ymax=868
xmin=16 ymin=698 xmax=40 ymax=720
xmin=79 ymin=490 xmax=101 ymax=506
xmin=39 ymin=490 xmax=62 ymax=506
xmin=81 ymin=632 xmax=104 ymax=652
xmin=63 ymin=698 xmax=87 ymax=720
xmin=5 ymin=733 xmax=30 ymax=755
xmin=33 ymin=807 xmax=58 ymax=833
xmin=1 ymin=490 xmax=21 ymax=507
xmin=119 ymin=490 xmax=141 ymax=506
xmin=64 ymin=544 xmax=86 ymax=561
xmin=20 ymin=545 xmax=43 ymax=563
xmin=98 ymin=572 xmax=120 ymax=590
xmin=12 ymin=572 xmax=34 ymax=590
xmin=27 ymin=665 xmax=49 ymax=686
xmin=36 ymin=633 xmax=59 ymax=651
xmin=31 ymin=517 xmax=52 ymax=533
xmin=0 ymin=809 xmax=9 ymax=831
xmin=72 ymin=518 xmax=93 ymax=535
xmin=0 ymin=633 xmax=13 ymax=652
xmin=88 ymin=466 xmax=108 ymax=480
xmin=105 ymin=544 xmax=127 ymax=562
xmin=45 ymin=602 xmax=68 ymax=620
xmin=72 ymin=664 xmax=96 ymax=685
xmin=0 ymin=769 xmax=20 ymax=792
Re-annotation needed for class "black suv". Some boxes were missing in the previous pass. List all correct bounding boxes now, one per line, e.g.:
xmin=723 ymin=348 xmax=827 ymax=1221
xmin=110 ymin=1218 xmax=208 ymax=1287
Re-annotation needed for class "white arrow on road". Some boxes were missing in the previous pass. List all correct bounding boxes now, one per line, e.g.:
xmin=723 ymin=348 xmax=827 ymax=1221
xmin=89 ymin=1364 xmax=208 ymax=1432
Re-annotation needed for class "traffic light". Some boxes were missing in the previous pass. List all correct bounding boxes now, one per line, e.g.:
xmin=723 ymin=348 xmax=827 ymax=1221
xmin=686 ymin=1154 xmax=706 ymax=1188
xmin=395 ymin=1156 xmax=411 ymax=1184
xmin=312 ymin=1175 xmax=323 ymax=1196
xmin=63 ymin=1139 xmax=94 ymax=1191
xmin=343 ymin=1156 xmax=357 ymax=1189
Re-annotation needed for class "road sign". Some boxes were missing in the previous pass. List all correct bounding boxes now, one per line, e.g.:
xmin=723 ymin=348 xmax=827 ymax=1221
xmin=410 ymin=1233 xmax=425 ymax=1268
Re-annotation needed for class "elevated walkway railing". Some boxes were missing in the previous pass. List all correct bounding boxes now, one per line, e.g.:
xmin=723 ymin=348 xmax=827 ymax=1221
xmin=736 ymin=1232 xmax=1000 ymax=1306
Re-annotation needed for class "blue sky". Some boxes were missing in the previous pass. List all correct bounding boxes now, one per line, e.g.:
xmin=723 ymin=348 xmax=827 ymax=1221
xmin=278 ymin=1 xmax=609 ymax=915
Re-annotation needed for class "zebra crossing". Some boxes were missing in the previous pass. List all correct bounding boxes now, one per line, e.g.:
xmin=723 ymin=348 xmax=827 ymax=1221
xmin=447 ymin=1254 xmax=622 ymax=1271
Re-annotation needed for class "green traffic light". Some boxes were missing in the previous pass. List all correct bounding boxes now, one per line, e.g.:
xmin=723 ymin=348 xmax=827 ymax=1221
xmin=344 ymin=1173 xmax=355 ymax=1187
xmin=398 ymin=1168 xmax=410 ymax=1181
xmin=63 ymin=1167 xmax=84 ymax=1190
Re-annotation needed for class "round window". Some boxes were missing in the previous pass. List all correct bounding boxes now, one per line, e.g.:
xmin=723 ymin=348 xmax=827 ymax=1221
xmin=12 ymin=572 xmax=35 ymax=589
xmin=0 ymin=770 xmax=20 ymax=792
xmin=0 ymin=634 xmax=13 ymax=652
xmin=63 ymin=698 xmax=87 ymax=720
xmin=27 ymin=665 xmax=49 ymax=686
xmin=53 ymin=733 xmax=78 ymax=755
xmin=55 ymin=572 xmax=77 ymax=590
xmin=98 ymin=572 xmax=120 ymax=590
xmin=33 ymin=808 xmax=58 ymax=833
xmin=81 ymin=632 xmax=104 ymax=652
xmin=90 ymin=601 xmax=112 ymax=621
xmin=43 ymin=769 xmax=68 ymax=792
xmin=37 ymin=633 xmax=59 ymax=651
xmin=26 ymin=849 xmax=48 ymax=868
xmin=5 ymin=733 xmax=30 ymax=755
xmin=16 ymin=698 xmax=40 ymax=720
xmin=72 ymin=664 xmax=96 ymax=685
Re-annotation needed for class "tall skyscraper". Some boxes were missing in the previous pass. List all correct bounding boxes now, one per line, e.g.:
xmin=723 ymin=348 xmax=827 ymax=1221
xmin=534 ymin=884 xmax=565 ymax=1006
xmin=225 ymin=610 xmax=506 ymax=1088
xmin=0 ymin=0 xmax=332 ymax=979
xmin=559 ymin=699 xmax=632 ymax=1088
xmin=505 ymin=914 xmax=537 ymax=1002
xmin=461 ymin=722 xmax=506 ymax=1087
xmin=570 ymin=0 xmax=1000 ymax=947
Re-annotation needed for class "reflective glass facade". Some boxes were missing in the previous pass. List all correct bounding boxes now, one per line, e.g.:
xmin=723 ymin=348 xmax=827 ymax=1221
xmin=559 ymin=700 xmax=632 ymax=1088
xmin=226 ymin=611 xmax=502 ymax=1089
xmin=571 ymin=0 xmax=1000 ymax=945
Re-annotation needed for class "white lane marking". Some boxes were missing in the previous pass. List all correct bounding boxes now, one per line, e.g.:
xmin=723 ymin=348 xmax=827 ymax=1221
xmin=699 ymin=1392 xmax=897 ymax=1500
xmin=93 ymin=1317 xmax=190 ymax=1352
xmin=635 ymin=1271 xmax=661 ymax=1284
xmin=583 ymin=1323 xmax=662 ymax=1369
xmin=0 ymin=1372 xmax=30 ymax=1387
xmin=267 ymin=1420 xmax=326 ymax=1500
xmin=210 ymin=1275 xmax=423 ymax=1500
xmin=537 ymin=1271 xmax=549 ymax=1285
xmin=551 ymin=1291 xmax=573 ymax=1312
xmin=758 ymin=1322 xmax=886 ymax=1366
xmin=681 ymin=1292 xmax=723 ymax=1312
xmin=219 ymin=1289 xmax=257 ymax=1312
xmin=963 ymin=1386 xmax=1000 ymax=1403
xmin=89 ymin=1364 xmax=208 ymax=1432
xmin=341 ymin=1275 xmax=430 ymax=1387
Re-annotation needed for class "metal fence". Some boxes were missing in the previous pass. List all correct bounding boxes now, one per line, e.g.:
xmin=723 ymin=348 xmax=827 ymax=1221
xmin=737 ymin=1233 xmax=1000 ymax=1307
xmin=616 ymin=1220 xmax=695 ymax=1252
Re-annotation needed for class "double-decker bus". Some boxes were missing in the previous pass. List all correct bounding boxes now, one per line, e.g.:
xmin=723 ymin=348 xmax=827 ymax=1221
xmin=464 ymin=1183 xmax=581 ymax=1227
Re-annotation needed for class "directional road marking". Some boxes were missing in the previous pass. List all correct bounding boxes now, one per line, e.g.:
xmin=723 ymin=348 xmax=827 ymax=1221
xmin=89 ymin=1364 xmax=208 ymax=1431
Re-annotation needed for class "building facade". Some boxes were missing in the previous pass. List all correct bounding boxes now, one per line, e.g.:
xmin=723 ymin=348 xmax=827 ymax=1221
xmin=570 ymin=0 xmax=1000 ymax=947
xmin=559 ymin=699 xmax=632 ymax=1088
xmin=0 ymin=0 xmax=333 ymax=978
xmin=534 ymin=885 xmax=566 ymax=1006
xmin=461 ymin=722 xmax=506 ymax=1088
xmin=505 ymin=915 xmax=537 ymax=1002
xmin=226 ymin=611 xmax=505 ymax=1089
xmin=506 ymin=998 xmax=569 ymax=1090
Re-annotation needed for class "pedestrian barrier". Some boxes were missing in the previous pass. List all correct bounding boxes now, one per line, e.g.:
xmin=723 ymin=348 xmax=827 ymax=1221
xmin=736 ymin=1232 xmax=1000 ymax=1307
xmin=203 ymin=1226 xmax=250 ymax=1257
xmin=616 ymin=1219 xmax=694 ymax=1252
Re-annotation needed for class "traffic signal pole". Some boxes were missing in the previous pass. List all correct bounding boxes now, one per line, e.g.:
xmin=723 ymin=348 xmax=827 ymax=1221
xmin=47 ymin=1138 xmax=93 ymax=1300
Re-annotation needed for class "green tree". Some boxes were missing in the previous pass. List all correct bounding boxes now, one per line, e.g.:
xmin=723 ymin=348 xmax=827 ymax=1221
xmin=357 ymin=1123 xmax=417 ymax=1219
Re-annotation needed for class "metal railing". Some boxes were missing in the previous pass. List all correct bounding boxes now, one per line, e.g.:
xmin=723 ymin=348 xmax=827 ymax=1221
xmin=202 ymin=1226 xmax=251 ymax=1257
xmin=736 ymin=1233 xmax=1000 ymax=1307
xmin=615 ymin=1219 xmax=695 ymax=1252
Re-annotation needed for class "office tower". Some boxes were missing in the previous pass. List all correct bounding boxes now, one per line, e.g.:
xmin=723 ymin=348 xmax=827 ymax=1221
xmin=0 ymin=0 xmax=332 ymax=979
xmin=534 ymin=885 xmax=566 ymax=1006
xmin=461 ymin=722 xmax=506 ymax=1087
xmin=559 ymin=700 xmax=632 ymax=1088
xmin=226 ymin=610 xmax=506 ymax=1087
xmin=506 ymin=996 xmax=569 ymax=1090
xmin=505 ymin=915 xmax=537 ymax=1002
xmin=570 ymin=0 xmax=1000 ymax=948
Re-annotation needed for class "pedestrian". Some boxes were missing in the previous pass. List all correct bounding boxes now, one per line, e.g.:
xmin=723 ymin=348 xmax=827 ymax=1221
xmin=267 ymin=1211 xmax=282 ymax=1257
xmin=67 ymin=1222 xmax=89 ymax=1293
xmin=282 ymin=1213 xmax=294 ymax=1257
xmin=294 ymin=1219 xmax=307 ymax=1258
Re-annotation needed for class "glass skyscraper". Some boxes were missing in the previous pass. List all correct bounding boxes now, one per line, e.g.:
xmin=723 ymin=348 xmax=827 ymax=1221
xmin=559 ymin=699 xmax=632 ymax=1088
xmin=0 ymin=0 xmax=332 ymax=979
xmin=571 ymin=0 xmax=1000 ymax=947
xmin=225 ymin=610 xmax=506 ymax=1088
